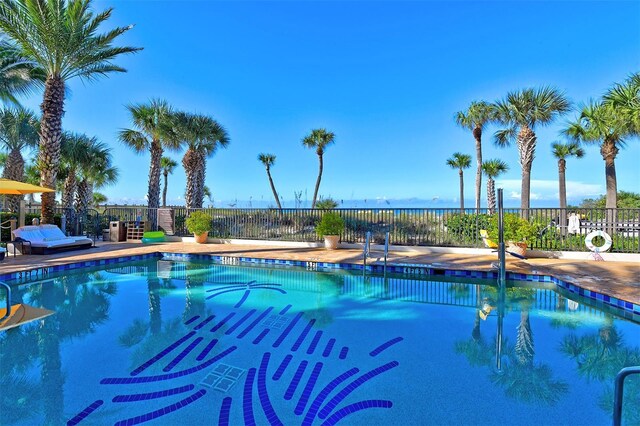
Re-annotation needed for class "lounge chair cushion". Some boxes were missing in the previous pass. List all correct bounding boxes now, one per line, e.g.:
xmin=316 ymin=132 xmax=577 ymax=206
xmin=12 ymin=226 xmax=92 ymax=249
xmin=39 ymin=224 xmax=90 ymax=242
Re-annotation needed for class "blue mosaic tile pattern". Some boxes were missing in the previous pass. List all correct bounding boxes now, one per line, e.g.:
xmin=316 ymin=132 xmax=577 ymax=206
xmin=302 ymin=368 xmax=360 ymax=426
xmin=235 ymin=290 xmax=251 ymax=308
xmin=196 ymin=339 xmax=218 ymax=361
xmin=112 ymin=385 xmax=195 ymax=403
xmin=225 ymin=309 xmax=256 ymax=335
xmin=317 ymin=361 xmax=399 ymax=419
xmin=253 ymin=329 xmax=270 ymax=344
xmin=284 ymin=360 xmax=308 ymax=400
xmin=279 ymin=304 xmax=292 ymax=315
xmin=193 ymin=315 xmax=215 ymax=331
xmin=66 ymin=399 xmax=103 ymax=426
xmin=339 ymin=347 xmax=349 ymax=360
xmin=257 ymin=353 xmax=284 ymax=426
xmin=306 ymin=331 xmax=323 ymax=355
xmin=131 ymin=331 xmax=196 ymax=376
xmin=218 ymin=397 xmax=232 ymax=426
xmin=322 ymin=399 xmax=393 ymax=425
xmin=184 ymin=315 xmax=200 ymax=325
xmin=163 ymin=337 xmax=203 ymax=372
xmin=273 ymin=354 xmax=293 ymax=381
xmin=210 ymin=313 xmax=236 ymax=333
xmin=101 ymin=346 xmax=237 ymax=384
xmin=322 ymin=339 xmax=336 ymax=358
xmin=295 ymin=362 xmax=323 ymax=415
xmin=113 ymin=389 xmax=206 ymax=426
xmin=370 ymin=337 xmax=404 ymax=357
xmin=243 ymin=368 xmax=257 ymax=426
xmin=237 ymin=307 xmax=274 ymax=339
xmin=291 ymin=320 xmax=315 ymax=352
xmin=272 ymin=312 xmax=304 ymax=348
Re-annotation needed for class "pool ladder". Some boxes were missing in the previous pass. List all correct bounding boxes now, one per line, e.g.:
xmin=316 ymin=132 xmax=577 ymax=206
xmin=1 ymin=281 xmax=11 ymax=320
xmin=363 ymin=231 xmax=390 ymax=275
xmin=613 ymin=366 xmax=640 ymax=426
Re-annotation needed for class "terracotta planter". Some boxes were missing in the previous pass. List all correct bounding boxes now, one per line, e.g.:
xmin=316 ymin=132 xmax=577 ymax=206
xmin=194 ymin=232 xmax=209 ymax=244
xmin=507 ymin=241 xmax=527 ymax=257
xmin=323 ymin=235 xmax=340 ymax=250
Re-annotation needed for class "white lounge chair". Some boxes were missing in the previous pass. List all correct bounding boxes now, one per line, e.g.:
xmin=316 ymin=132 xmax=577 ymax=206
xmin=12 ymin=225 xmax=92 ymax=255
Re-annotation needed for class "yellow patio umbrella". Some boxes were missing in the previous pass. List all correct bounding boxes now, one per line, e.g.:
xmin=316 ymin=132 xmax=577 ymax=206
xmin=0 ymin=178 xmax=55 ymax=194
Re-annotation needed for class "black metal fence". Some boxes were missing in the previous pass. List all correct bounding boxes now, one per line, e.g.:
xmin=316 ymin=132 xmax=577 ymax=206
xmin=18 ymin=205 xmax=640 ymax=253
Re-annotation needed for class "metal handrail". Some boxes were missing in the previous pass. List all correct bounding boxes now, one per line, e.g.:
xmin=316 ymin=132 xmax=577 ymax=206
xmin=1 ymin=281 xmax=11 ymax=320
xmin=613 ymin=366 xmax=640 ymax=426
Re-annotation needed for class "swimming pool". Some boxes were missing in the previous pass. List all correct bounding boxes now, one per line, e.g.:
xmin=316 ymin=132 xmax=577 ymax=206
xmin=1 ymin=255 xmax=639 ymax=425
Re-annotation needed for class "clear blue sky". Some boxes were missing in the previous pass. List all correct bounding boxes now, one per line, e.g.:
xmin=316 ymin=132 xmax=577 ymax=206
xmin=20 ymin=0 xmax=640 ymax=207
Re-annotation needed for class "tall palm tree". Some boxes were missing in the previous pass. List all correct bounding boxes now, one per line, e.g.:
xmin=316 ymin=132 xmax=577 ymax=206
xmin=60 ymin=133 xmax=93 ymax=210
xmin=74 ymin=141 xmax=118 ymax=219
xmin=493 ymin=87 xmax=571 ymax=215
xmin=0 ymin=38 xmax=41 ymax=105
xmin=481 ymin=159 xmax=509 ymax=214
xmin=551 ymin=141 xmax=584 ymax=210
xmin=0 ymin=0 xmax=140 ymax=223
xmin=258 ymin=153 xmax=282 ymax=210
xmin=119 ymin=100 xmax=179 ymax=216
xmin=203 ymin=185 xmax=213 ymax=206
xmin=446 ymin=152 xmax=471 ymax=212
xmin=302 ymin=128 xmax=335 ymax=209
xmin=92 ymin=191 xmax=107 ymax=207
xmin=455 ymin=101 xmax=495 ymax=212
xmin=565 ymin=101 xmax=628 ymax=211
xmin=160 ymin=156 xmax=177 ymax=208
xmin=604 ymin=72 xmax=640 ymax=134
xmin=174 ymin=112 xmax=229 ymax=209
xmin=0 ymin=107 xmax=38 ymax=211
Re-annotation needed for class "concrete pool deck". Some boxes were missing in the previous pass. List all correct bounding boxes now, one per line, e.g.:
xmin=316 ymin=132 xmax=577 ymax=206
xmin=0 ymin=241 xmax=638 ymax=305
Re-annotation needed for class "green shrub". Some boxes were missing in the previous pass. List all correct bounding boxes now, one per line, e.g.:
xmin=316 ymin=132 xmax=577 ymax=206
xmin=445 ymin=213 xmax=491 ymax=242
xmin=185 ymin=211 xmax=212 ymax=235
xmin=315 ymin=212 xmax=345 ymax=238
xmin=487 ymin=213 xmax=542 ymax=243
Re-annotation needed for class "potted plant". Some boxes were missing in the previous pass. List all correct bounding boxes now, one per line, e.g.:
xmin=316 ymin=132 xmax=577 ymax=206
xmin=488 ymin=213 xmax=540 ymax=257
xmin=185 ymin=211 xmax=212 ymax=244
xmin=315 ymin=212 xmax=344 ymax=250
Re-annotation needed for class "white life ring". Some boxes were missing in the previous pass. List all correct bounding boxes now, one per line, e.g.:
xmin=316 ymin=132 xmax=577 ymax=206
xmin=585 ymin=230 xmax=612 ymax=252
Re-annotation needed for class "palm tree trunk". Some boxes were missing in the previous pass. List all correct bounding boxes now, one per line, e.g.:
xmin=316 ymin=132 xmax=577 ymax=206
xmin=39 ymin=76 xmax=66 ymax=224
xmin=62 ymin=171 xmax=77 ymax=234
xmin=183 ymin=149 xmax=206 ymax=210
xmin=487 ymin=177 xmax=496 ymax=214
xmin=162 ymin=171 xmax=168 ymax=208
xmin=515 ymin=309 xmax=535 ymax=366
xmin=2 ymin=148 xmax=24 ymax=212
xmin=517 ymin=126 xmax=536 ymax=219
xmin=558 ymin=159 xmax=568 ymax=236
xmin=311 ymin=153 xmax=323 ymax=209
xmin=266 ymin=167 xmax=282 ymax=210
xmin=473 ymin=126 xmax=482 ymax=213
xmin=601 ymin=138 xmax=618 ymax=234
xmin=459 ymin=169 xmax=464 ymax=213
xmin=147 ymin=139 xmax=162 ymax=209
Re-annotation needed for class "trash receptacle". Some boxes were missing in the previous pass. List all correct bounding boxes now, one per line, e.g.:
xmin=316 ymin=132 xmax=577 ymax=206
xmin=109 ymin=221 xmax=126 ymax=242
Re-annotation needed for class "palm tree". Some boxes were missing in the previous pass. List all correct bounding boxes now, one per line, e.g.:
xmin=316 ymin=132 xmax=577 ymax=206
xmin=60 ymin=133 xmax=93 ymax=210
xmin=119 ymin=100 xmax=179 ymax=217
xmin=0 ymin=0 xmax=140 ymax=224
xmin=92 ymin=192 xmax=107 ymax=207
xmin=604 ymin=72 xmax=640 ymax=134
xmin=551 ymin=141 xmax=584 ymax=211
xmin=258 ymin=153 xmax=282 ymax=210
xmin=0 ymin=38 xmax=41 ymax=105
xmin=203 ymin=185 xmax=213 ymax=206
xmin=302 ymin=128 xmax=335 ymax=208
xmin=565 ymin=101 xmax=629 ymax=212
xmin=455 ymin=101 xmax=495 ymax=212
xmin=493 ymin=87 xmax=571 ymax=215
xmin=481 ymin=159 xmax=509 ymax=214
xmin=174 ymin=112 xmax=229 ymax=209
xmin=74 ymin=141 xmax=118 ymax=219
xmin=446 ymin=152 xmax=471 ymax=212
xmin=160 ymin=156 xmax=177 ymax=207
xmin=0 ymin=107 xmax=38 ymax=211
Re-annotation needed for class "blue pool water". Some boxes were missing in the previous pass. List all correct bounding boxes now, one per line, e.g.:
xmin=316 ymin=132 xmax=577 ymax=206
xmin=1 ymin=257 xmax=639 ymax=425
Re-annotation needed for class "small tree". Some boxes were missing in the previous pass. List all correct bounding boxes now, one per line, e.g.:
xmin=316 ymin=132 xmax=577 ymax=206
xmin=551 ymin=141 xmax=584 ymax=210
xmin=446 ymin=152 xmax=472 ymax=212
xmin=482 ymin=159 xmax=509 ymax=214
xmin=160 ymin=156 xmax=177 ymax=207
xmin=258 ymin=153 xmax=282 ymax=210
xmin=302 ymin=128 xmax=335 ymax=208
